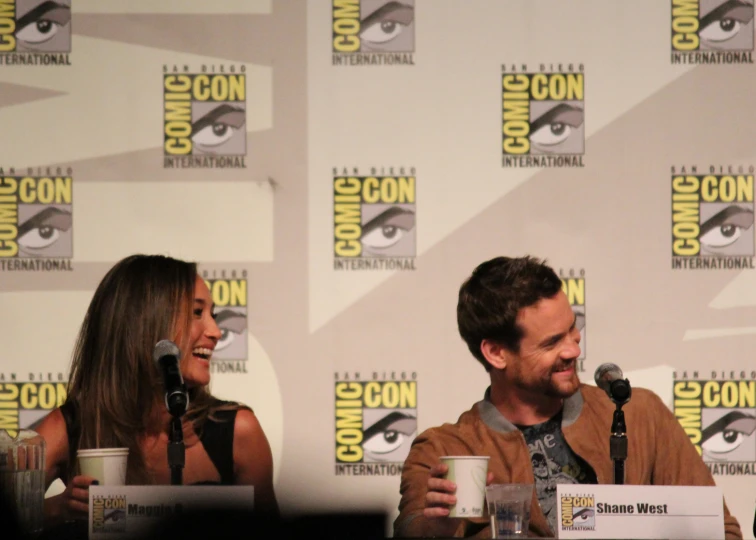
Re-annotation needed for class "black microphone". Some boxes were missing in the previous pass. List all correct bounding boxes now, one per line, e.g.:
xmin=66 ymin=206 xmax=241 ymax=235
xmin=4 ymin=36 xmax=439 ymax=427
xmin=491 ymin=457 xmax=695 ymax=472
xmin=594 ymin=363 xmax=632 ymax=405
xmin=153 ymin=340 xmax=189 ymax=417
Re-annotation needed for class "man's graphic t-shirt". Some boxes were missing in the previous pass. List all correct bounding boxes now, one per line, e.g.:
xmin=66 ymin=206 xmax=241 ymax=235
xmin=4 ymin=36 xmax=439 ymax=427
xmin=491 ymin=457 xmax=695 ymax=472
xmin=517 ymin=411 xmax=597 ymax=533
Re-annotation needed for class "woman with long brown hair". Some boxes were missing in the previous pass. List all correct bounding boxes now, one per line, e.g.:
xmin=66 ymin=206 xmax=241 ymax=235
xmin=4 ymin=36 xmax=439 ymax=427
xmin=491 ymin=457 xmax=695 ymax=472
xmin=37 ymin=254 xmax=278 ymax=524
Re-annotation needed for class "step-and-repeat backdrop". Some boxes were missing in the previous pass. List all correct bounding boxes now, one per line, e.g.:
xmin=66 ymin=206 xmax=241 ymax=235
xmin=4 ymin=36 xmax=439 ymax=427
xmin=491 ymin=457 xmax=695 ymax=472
xmin=0 ymin=0 xmax=754 ymax=536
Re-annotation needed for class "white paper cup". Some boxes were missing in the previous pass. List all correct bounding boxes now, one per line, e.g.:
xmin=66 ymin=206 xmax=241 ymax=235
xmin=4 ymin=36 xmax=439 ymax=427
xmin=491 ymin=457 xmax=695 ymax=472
xmin=77 ymin=448 xmax=129 ymax=485
xmin=441 ymin=456 xmax=490 ymax=518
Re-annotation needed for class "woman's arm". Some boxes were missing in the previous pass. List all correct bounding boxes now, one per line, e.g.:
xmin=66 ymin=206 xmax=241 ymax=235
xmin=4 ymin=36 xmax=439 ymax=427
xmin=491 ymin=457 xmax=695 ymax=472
xmin=35 ymin=408 xmax=68 ymax=489
xmin=36 ymin=409 xmax=72 ymax=525
xmin=232 ymin=409 xmax=279 ymax=517
xmin=35 ymin=408 xmax=96 ymax=525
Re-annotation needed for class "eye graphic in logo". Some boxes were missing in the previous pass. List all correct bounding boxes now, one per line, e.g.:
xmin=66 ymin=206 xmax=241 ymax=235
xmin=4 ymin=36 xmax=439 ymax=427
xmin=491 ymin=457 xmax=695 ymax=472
xmin=529 ymin=102 xmax=585 ymax=155
xmin=359 ymin=0 xmax=415 ymax=52
xmin=15 ymin=0 xmax=71 ymax=53
xmin=698 ymin=0 xmax=754 ymax=51
xmin=362 ymin=410 xmax=417 ymax=462
xmin=191 ymin=103 xmax=246 ymax=156
xmin=360 ymin=205 xmax=416 ymax=257
xmin=573 ymin=507 xmax=595 ymax=527
xmin=212 ymin=308 xmax=248 ymax=360
xmin=104 ymin=509 xmax=125 ymax=523
xmin=698 ymin=203 xmax=754 ymax=256
xmin=701 ymin=409 xmax=756 ymax=462
xmin=17 ymin=205 xmax=72 ymax=258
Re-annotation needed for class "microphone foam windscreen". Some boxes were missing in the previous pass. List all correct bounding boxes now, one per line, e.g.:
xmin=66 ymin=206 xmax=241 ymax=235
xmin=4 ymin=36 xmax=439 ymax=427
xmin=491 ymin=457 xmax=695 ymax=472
xmin=153 ymin=339 xmax=180 ymax=363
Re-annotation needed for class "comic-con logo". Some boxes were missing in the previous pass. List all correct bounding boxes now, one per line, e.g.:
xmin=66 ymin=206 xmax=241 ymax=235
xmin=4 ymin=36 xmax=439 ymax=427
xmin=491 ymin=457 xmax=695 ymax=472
xmin=671 ymin=168 xmax=755 ymax=269
xmin=163 ymin=65 xmax=247 ymax=169
xmin=0 ymin=379 xmax=67 ymax=437
xmin=671 ymin=0 xmax=754 ymax=64
xmin=501 ymin=64 xmax=585 ymax=168
xmin=560 ymin=495 xmax=596 ymax=531
xmin=0 ymin=171 xmax=73 ymax=272
xmin=333 ymin=168 xmax=416 ymax=271
xmin=201 ymin=270 xmax=248 ymax=374
xmin=334 ymin=374 xmax=418 ymax=476
xmin=0 ymin=0 xmax=71 ymax=66
xmin=560 ymin=271 xmax=586 ymax=373
xmin=673 ymin=378 xmax=756 ymax=475
xmin=332 ymin=0 xmax=415 ymax=66
xmin=92 ymin=496 xmax=127 ymax=534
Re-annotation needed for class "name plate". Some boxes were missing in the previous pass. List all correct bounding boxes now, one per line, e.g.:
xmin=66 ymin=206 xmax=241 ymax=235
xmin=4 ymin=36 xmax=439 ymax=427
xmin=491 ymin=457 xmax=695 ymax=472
xmin=88 ymin=485 xmax=254 ymax=539
xmin=556 ymin=484 xmax=724 ymax=539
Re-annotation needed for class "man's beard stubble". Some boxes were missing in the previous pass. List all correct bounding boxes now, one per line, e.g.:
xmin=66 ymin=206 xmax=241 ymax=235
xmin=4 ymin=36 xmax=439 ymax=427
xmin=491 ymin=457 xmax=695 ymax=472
xmin=512 ymin=361 xmax=580 ymax=398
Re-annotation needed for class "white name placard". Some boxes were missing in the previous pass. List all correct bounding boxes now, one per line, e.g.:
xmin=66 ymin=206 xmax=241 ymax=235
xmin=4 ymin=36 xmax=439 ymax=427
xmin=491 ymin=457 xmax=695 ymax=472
xmin=88 ymin=485 xmax=254 ymax=540
xmin=556 ymin=484 xmax=724 ymax=539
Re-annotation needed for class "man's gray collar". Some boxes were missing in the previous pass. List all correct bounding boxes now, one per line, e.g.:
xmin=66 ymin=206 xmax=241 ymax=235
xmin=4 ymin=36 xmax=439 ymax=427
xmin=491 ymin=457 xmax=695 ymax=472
xmin=476 ymin=386 xmax=584 ymax=433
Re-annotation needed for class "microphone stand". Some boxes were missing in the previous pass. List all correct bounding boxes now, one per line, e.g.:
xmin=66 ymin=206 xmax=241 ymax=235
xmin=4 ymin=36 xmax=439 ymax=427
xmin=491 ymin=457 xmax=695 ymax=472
xmin=610 ymin=404 xmax=627 ymax=485
xmin=154 ymin=340 xmax=189 ymax=486
xmin=165 ymin=388 xmax=188 ymax=486
xmin=596 ymin=367 xmax=632 ymax=485
xmin=168 ymin=414 xmax=185 ymax=485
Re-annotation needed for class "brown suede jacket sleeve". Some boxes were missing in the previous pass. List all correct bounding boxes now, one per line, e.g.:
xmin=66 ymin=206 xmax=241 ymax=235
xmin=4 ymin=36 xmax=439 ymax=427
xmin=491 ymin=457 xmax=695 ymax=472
xmin=393 ymin=405 xmax=500 ymax=538
xmin=393 ymin=426 xmax=468 ymax=538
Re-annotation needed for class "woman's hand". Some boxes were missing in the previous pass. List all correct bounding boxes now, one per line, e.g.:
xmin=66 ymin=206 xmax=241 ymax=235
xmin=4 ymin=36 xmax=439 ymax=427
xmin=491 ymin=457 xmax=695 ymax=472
xmin=47 ymin=475 xmax=99 ymax=523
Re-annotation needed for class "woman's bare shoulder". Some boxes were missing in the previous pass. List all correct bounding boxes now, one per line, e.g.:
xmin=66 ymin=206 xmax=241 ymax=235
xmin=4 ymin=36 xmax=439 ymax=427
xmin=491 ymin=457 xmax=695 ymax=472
xmin=35 ymin=408 xmax=70 ymax=484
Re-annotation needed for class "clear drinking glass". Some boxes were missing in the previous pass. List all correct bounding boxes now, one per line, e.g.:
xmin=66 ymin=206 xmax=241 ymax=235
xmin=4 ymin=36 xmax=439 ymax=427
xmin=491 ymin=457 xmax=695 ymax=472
xmin=0 ymin=429 xmax=46 ymax=537
xmin=485 ymin=483 xmax=533 ymax=538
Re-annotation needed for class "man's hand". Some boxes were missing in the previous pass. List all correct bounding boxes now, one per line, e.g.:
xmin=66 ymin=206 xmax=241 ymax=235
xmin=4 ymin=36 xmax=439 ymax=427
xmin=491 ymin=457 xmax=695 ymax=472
xmin=422 ymin=463 xmax=494 ymax=537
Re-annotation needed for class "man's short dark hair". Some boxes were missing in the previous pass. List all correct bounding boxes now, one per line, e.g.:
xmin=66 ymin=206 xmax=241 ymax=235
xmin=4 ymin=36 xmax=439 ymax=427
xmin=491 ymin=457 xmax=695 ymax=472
xmin=457 ymin=256 xmax=563 ymax=370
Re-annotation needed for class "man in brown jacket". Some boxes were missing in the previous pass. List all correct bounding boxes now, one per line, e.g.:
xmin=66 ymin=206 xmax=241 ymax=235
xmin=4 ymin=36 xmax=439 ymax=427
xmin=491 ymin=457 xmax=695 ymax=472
xmin=393 ymin=256 xmax=742 ymax=539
